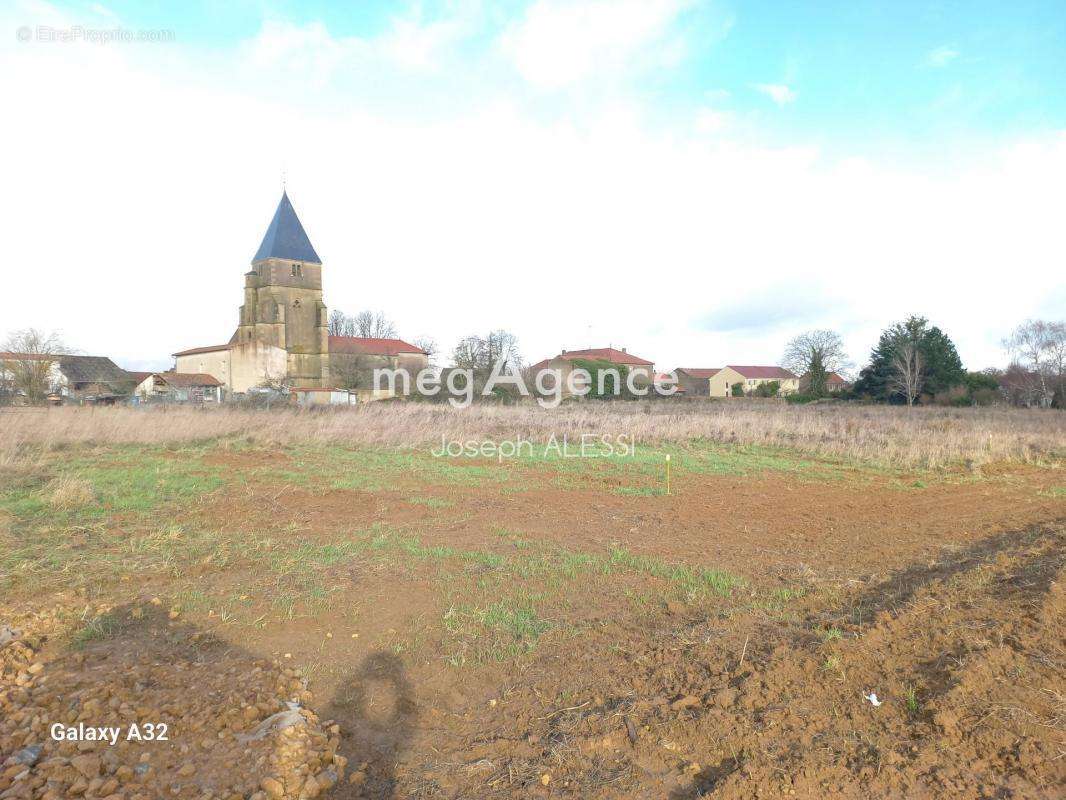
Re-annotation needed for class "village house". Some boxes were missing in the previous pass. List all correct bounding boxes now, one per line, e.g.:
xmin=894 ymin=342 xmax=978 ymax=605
xmin=173 ymin=342 xmax=288 ymax=394
xmin=0 ymin=352 xmax=135 ymax=404
xmin=674 ymin=368 xmax=720 ymax=396
xmin=328 ymin=336 xmax=429 ymax=396
xmin=528 ymin=347 xmax=656 ymax=398
xmin=708 ymin=366 xmax=800 ymax=397
xmin=131 ymin=371 xmax=224 ymax=403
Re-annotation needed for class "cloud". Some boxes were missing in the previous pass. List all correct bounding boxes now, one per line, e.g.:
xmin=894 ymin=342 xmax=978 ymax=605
xmin=753 ymin=82 xmax=796 ymax=105
xmin=925 ymin=45 xmax=960 ymax=68
xmin=243 ymin=7 xmax=469 ymax=85
xmin=696 ymin=283 xmax=843 ymax=334
xmin=694 ymin=107 xmax=732 ymax=134
xmin=1 ymin=5 xmax=1063 ymax=374
xmin=499 ymin=0 xmax=691 ymax=89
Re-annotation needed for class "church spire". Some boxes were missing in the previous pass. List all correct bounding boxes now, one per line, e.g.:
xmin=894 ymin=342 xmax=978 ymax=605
xmin=252 ymin=191 xmax=321 ymax=265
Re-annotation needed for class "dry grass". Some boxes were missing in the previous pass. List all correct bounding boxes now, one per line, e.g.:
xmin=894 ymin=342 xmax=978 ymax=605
xmin=1 ymin=401 xmax=1063 ymax=470
xmin=45 ymin=475 xmax=96 ymax=510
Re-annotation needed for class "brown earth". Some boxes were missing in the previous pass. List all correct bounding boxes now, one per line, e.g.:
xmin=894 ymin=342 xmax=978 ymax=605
xmin=2 ymin=457 xmax=1064 ymax=799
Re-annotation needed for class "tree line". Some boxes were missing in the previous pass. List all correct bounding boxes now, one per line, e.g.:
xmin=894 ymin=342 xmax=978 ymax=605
xmin=3 ymin=315 xmax=1063 ymax=407
xmin=782 ymin=316 xmax=1064 ymax=407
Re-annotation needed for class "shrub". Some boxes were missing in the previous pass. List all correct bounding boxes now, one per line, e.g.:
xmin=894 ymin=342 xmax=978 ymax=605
xmin=731 ymin=382 xmax=744 ymax=397
xmin=754 ymin=380 xmax=780 ymax=398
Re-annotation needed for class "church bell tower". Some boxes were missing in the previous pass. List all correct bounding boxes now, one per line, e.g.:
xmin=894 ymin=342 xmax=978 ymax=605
xmin=235 ymin=192 xmax=330 ymax=386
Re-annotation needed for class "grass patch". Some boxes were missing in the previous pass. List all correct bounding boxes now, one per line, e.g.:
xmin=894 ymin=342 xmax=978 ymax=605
xmin=71 ymin=610 xmax=121 ymax=648
xmin=604 ymin=546 xmax=740 ymax=598
xmin=443 ymin=593 xmax=551 ymax=664
xmin=406 ymin=496 xmax=455 ymax=508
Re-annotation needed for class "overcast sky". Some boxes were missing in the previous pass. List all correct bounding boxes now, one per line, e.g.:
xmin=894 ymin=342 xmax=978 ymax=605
xmin=2 ymin=0 xmax=1064 ymax=373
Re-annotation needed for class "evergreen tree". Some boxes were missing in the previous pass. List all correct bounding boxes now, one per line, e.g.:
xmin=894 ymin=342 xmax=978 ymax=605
xmin=855 ymin=316 xmax=964 ymax=403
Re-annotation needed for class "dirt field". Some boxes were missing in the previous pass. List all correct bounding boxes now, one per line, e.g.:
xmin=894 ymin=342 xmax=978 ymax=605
xmin=1 ymin=406 xmax=1064 ymax=799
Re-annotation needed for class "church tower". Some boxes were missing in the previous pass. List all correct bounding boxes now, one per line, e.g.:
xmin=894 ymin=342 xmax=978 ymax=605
xmin=235 ymin=192 xmax=330 ymax=386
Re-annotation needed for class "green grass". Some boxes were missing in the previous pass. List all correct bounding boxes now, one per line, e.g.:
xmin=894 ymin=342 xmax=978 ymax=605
xmin=71 ymin=611 xmax=121 ymax=648
xmin=406 ymin=496 xmax=455 ymax=508
xmin=443 ymin=592 xmax=551 ymax=664
xmin=821 ymin=627 xmax=843 ymax=642
xmin=276 ymin=445 xmax=515 ymax=491
xmin=614 ymin=486 xmax=666 ymax=496
xmin=0 ymin=449 xmax=225 ymax=530
xmin=904 ymin=685 xmax=921 ymax=715
xmin=4 ymin=441 xmax=789 ymax=644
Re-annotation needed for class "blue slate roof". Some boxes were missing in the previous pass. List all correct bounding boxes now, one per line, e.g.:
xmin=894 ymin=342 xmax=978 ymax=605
xmin=252 ymin=191 xmax=321 ymax=264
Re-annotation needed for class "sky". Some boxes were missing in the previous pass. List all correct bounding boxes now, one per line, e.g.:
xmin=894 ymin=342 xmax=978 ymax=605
xmin=1 ymin=0 xmax=1064 ymax=373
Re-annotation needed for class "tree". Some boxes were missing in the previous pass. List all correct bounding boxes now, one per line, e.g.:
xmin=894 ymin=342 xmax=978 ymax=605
xmin=1003 ymin=319 xmax=1066 ymax=408
xmin=854 ymin=316 xmax=964 ymax=404
xmin=450 ymin=330 xmax=522 ymax=372
xmin=328 ymin=309 xmax=356 ymax=337
xmin=329 ymin=310 xmax=398 ymax=339
xmin=782 ymin=330 xmax=848 ymax=397
xmin=451 ymin=336 xmax=484 ymax=371
xmin=962 ymin=370 xmax=1001 ymax=406
xmin=1 ymin=329 xmax=69 ymax=405
xmin=353 ymin=310 xmax=397 ymax=339
xmin=997 ymin=363 xmax=1042 ymax=407
xmin=331 ymin=355 xmax=375 ymax=390
xmin=448 ymin=331 xmax=523 ymax=401
xmin=731 ymin=381 xmax=744 ymax=397
xmin=412 ymin=336 xmax=438 ymax=362
xmin=889 ymin=342 xmax=924 ymax=406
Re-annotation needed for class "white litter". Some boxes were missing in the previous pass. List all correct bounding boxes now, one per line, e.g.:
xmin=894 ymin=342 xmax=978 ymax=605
xmin=237 ymin=701 xmax=305 ymax=742
xmin=864 ymin=692 xmax=882 ymax=707
xmin=0 ymin=627 xmax=21 ymax=651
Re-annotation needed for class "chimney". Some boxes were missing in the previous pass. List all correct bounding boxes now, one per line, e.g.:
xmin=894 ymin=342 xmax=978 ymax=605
xmin=562 ymin=349 xmax=567 ymax=354
xmin=621 ymin=347 xmax=627 ymax=353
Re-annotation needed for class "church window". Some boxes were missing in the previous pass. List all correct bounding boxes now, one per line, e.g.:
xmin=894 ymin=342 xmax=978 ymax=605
xmin=291 ymin=263 xmax=302 ymax=277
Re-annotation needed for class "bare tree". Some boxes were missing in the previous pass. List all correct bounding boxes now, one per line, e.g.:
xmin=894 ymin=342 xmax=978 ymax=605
xmin=484 ymin=329 xmax=522 ymax=372
xmin=890 ymin=343 xmax=924 ymax=406
xmin=353 ymin=310 xmax=398 ymax=339
xmin=451 ymin=330 xmax=522 ymax=372
xmin=451 ymin=336 xmax=484 ymax=370
xmin=782 ymin=329 xmax=848 ymax=396
xmin=1 ymin=329 xmax=69 ymax=405
xmin=330 ymin=354 xmax=376 ymax=390
xmin=328 ymin=309 xmax=356 ymax=337
xmin=1003 ymin=319 xmax=1066 ymax=407
xmin=412 ymin=336 xmax=438 ymax=362
xmin=329 ymin=310 xmax=399 ymax=339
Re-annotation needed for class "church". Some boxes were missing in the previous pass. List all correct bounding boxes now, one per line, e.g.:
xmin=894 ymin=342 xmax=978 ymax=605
xmin=173 ymin=192 xmax=428 ymax=396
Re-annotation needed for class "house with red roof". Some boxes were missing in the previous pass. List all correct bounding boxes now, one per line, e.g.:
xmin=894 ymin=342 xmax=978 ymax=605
xmin=708 ymin=366 xmax=800 ymax=397
xmin=528 ymin=347 xmax=656 ymax=398
xmin=328 ymin=336 xmax=428 ymax=396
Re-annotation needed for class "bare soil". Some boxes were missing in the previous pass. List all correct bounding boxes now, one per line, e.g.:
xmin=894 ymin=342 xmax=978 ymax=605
xmin=2 ymin=452 xmax=1064 ymax=799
